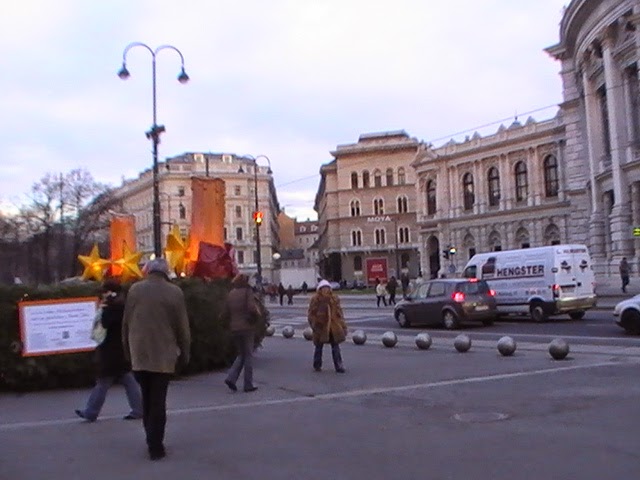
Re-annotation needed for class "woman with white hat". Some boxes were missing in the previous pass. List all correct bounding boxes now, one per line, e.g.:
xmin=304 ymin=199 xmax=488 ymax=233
xmin=307 ymin=280 xmax=347 ymax=373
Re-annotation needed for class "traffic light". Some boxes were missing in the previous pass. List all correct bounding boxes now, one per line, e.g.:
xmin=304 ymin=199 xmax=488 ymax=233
xmin=253 ymin=211 xmax=264 ymax=225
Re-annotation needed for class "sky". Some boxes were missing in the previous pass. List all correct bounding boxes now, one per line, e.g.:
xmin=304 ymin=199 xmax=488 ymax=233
xmin=0 ymin=0 xmax=569 ymax=220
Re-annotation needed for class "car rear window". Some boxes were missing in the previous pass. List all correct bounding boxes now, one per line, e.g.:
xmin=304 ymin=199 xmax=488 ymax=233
xmin=457 ymin=281 xmax=490 ymax=295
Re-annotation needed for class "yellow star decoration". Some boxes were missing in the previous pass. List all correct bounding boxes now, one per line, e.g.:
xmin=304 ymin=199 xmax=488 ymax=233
xmin=78 ymin=244 xmax=111 ymax=281
xmin=114 ymin=244 xmax=144 ymax=283
xmin=165 ymin=224 xmax=189 ymax=275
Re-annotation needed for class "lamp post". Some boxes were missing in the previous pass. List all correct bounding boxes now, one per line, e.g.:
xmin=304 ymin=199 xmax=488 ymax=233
xmin=117 ymin=42 xmax=189 ymax=257
xmin=239 ymin=155 xmax=272 ymax=290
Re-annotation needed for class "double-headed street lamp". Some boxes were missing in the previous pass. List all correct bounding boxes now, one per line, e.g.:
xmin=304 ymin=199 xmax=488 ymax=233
xmin=239 ymin=155 xmax=272 ymax=289
xmin=117 ymin=42 xmax=189 ymax=257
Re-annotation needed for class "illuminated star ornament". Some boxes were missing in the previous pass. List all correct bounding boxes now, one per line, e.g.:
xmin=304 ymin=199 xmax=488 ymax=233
xmin=114 ymin=244 xmax=144 ymax=283
xmin=165 ymin=224 xmax=189 ymax=275
xmin=78 ymin=244 xmax=111 ymax=281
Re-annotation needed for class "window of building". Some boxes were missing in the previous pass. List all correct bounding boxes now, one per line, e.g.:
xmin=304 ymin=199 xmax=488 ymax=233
xmin=543 ymin=155 xmax=559 ymax=197
xmin=386 ymin=168 xmax=394 ymax=186
xmin=597 ymin=86 xmax=612 ymax=157
xmin=354 ymin=255 xmax=363 ymax=271
xmin=374 ymin=169 xmax=382 ymax=187
xmin=375 ymin=228 xmax=386 ymax=245
xmin=398 ymin=167 xmax=406 ymax=185
xmin=373 ymin=198 xmax=384 ymax=215
xmin=179 ymin=203 xmax=186 ymax=219
xmin=401 ymin=253 xmax=410 ymax=269
xmin=180 ymin=227 xmax=187 ymax=239
xmin=398 ymin=226 xmax=410 ymax=243
xmin=487 ymin=167 xmax=500 ymax=207
xmin=236 ymin=227 xmax=243 ymax=241
xmin=463 ymin=173 xmax=475 ymax=210
xmin=350 ymin=199 xmax=361 ymax=217
xmin=426 ymin=180 xmax=436 ymax=215
xmin=237 ymin=250 xmax=244 ymax=264
xmin=362 ymin=171 xmax=370 ymax=188
xmin=253 ymin=250 xmax=259 ymax=264
xmin=234 ymin=185 xmax=241 ymax=196
xmin=235 ymin=205 xmax=242 ymax=218
xmin=351 ymin=230 xmax=362 ymax=246
xmin=397 ymin=195 xmax=408 ymax=213
xmin=515 ymin=161 xmax=528 ymax=201
xmin=224 ymin=227 xmax=227 ymax=240
xmin=178 ymin=186 xmax=185 ymax=197
xmin=626 ymin=64 xmax=640 ymax=144
xmin=351 ymin=172 xmax=358 ymax=189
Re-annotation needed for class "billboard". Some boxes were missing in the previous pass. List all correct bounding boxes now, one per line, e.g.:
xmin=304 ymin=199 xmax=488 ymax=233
xmin=366 ymin=257 xmax=388 ymax=285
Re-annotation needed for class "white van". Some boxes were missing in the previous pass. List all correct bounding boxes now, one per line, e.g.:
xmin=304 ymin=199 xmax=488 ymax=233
xmin=462 ymin=244 xmax=596 ymax=321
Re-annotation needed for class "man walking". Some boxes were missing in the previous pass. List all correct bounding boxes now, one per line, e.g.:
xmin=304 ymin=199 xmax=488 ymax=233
xmin=620 ymin=257 xmax=631 ymax=293
xmin=122 ymin=258 xmax=191 ymax=461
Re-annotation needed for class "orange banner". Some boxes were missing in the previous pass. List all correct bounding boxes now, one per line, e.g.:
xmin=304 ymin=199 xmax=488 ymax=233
xmin=110 ymin=215 xmax=137 ymax=275
xmin=188 ymin=177 xmax=226 ymax=261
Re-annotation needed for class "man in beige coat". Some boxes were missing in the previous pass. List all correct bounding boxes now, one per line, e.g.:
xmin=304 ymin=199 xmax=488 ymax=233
xmin=122 ymin=258 xmax=191 ymax=461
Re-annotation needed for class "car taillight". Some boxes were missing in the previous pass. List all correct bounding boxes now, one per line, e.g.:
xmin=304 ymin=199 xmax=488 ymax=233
xmin=488 ymin=289 xmax=496 ymax=297
xmin=552 ymin=284 xmax=560 ymax=298
xmin=452 ymin=291 xmax=465 ymax=303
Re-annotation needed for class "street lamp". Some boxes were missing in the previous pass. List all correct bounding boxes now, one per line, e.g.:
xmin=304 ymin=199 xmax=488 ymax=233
xmin=238 ymin=155 xmax=272 ymax=290
xmin=117 ymin=42 xmax=189 ymax=257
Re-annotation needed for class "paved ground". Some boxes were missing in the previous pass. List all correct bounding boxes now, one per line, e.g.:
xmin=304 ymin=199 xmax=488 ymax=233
xmin=1 ymin=330 xmax=639 ymax=480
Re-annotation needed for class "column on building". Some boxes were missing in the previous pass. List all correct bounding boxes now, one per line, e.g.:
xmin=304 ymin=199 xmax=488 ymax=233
xmin=527 ymin=147 xmax=539 ymax=207
xmin=473 ymin=160 xmax=482 ymax=215
xmin=500 ymin=153 xmax=512 ymax=210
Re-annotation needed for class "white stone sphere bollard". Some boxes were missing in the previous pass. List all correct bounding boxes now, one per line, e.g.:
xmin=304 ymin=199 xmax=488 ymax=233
xmin=454 ymin=334 xmax=472 ymax=353
xmin=265 ymin=325 xmax=275 ymax=337
xmin=381 ymin=331 xmax=398 ymax=348
xmin=282 ymin=326 xmax=295 ymax=339
xmin=415 ymin=333 xmax=432 ymax=350
xmin=497 ymin=336 xmax=517 ymax=356
xmin=302 ymin=327 xmax=313 ymax=341
xmin=352 ymin=330 xmax=367 ymax=345
xmin=548 ymin=338 xmax=570 ymax=360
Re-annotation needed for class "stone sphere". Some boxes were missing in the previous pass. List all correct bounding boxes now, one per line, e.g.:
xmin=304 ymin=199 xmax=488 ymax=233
xmin=265 ymin=325 xmax=275 ymax=337
xmin=381 ymin=331 xmax=398 ymax=348
xmin=497 ymin=336 xmax=517 ymax=356
xmin=282 ymin=326 xmax=295 ymax=339
xmin=549 ymin=338 xmax=570 ymax=360
xmin=302 ymin=327 xmax=313 ymax=341
xmin=352 ymin=330 xmax=367 ymax=345
xmin=415 ymin=333 xmax=432 ymax=350
xmin=454 ymin=334 xmax=472 ymax=353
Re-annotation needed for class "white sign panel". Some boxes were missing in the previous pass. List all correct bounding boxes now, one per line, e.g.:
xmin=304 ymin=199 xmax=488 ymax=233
xmin=19 ymin=297 xmax=99 ymax=357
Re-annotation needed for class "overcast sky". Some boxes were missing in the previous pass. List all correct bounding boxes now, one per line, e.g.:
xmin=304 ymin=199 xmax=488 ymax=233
xmin=0 ymin=0 xmax=569 ymax=220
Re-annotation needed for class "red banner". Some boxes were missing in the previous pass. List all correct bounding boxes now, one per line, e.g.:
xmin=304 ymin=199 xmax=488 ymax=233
xmin=366 ymin=257 xmax=388 ymax=285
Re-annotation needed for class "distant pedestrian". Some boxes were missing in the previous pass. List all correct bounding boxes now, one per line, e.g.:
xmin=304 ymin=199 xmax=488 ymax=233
xmin=400 ymin=273 xmax=410 ymax=298
xmin=620 ymin=257 xmax=631 ymax=293
xmin=386 ymin=276 xmax=398 ymax=305
xmin=75 ymin=279 xmax=142 ymax=423
xmin=278 ymin=282 xmax=286 ymax=306
xmin=122 ymin=259 xmax=191 ymax=461
xmin=375 ymin=278 xmax=387 ymax=307
xmin=224 ymin=274 xmax=260 ymax=394
xmin=286 ymin=285 xmax=295 ymax=305
xmin=301 ymin=281 xmax=308 ymax=294
xmin=307 ymin=280 xmax=347 ymax=373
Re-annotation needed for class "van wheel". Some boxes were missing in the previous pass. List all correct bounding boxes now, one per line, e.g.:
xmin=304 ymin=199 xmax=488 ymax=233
xmin=621 ymin=310 xmax=640 ymax=334
xmin=530 ymin=302 xmax=547 ymax=323
xmin=482 ymin=318 xmax=494 ymax=327
xmin=569 ymin=311 xmax=585 ymax=320
xmin=396 ymin=311 xmax=411 ymax=328
xmin=442 ymin=310 xmax=460 ymax=330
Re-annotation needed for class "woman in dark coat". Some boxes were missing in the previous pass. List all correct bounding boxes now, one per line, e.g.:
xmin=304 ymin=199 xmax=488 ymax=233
xmin=307 ymin=280 xmax=347 ymax=373
xmin=75 ymin=279 xmax=142 ymax=422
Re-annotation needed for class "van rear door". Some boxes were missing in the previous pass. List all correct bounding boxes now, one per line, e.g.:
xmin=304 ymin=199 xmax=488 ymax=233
xmin=554 ymin=246 xmax=594 ymax=299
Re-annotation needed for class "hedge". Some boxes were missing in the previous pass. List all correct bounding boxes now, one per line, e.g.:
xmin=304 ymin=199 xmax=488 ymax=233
xmin=0 ymin=278 xmax=268 ymax=392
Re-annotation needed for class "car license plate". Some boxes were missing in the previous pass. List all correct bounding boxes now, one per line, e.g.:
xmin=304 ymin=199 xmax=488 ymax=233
xmin=475 ymin=305 xmax=489 ymax=311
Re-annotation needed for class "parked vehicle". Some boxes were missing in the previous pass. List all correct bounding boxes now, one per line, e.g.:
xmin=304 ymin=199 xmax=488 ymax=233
xmin=463 ymin=244 xmax=596 ymax=322
xmin=393 ymin=278 xmax=497 ymax=329
xmin=613 ymin=296 xmax=640 ymax=334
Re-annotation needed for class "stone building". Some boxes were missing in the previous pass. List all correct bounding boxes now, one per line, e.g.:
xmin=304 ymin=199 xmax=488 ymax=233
xmin=315 ymin=131 xmax=421 ymax=284
xmin=111 ymin=152 xmax=280 ymax=279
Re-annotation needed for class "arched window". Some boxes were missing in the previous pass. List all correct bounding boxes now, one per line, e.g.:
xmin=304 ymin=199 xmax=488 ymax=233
xmin=544 ymin=155 xmax=559 ymax=197
xmin=354 ymin=255 xmax=363 ymax=271
xmin=397 ymin=195 xmax=408 ymax=213
xmin=401 ymin=253 xmax=410 ymax=269
xmin=544 ymin=224 xmax=561 ymax=245
xmin=515 ymin=161 xmax=528 ymax=202
xmin=488 ymin=230 xmax=502 ymax=252
xmin=351 ymin=172 xmax=358 ymax=189
xmin=426 ymin=180 xmax=437 ymax=215
xmin=386 ymin=168 xmax=394 ymax=186
xmin=373 ymin=169 xmax=382 ymax=187
xmin=351 ymin=230 xmax=362 ymax=246
xmin=373 ymin=198 xmax=385 ymax=215
xmin=398 ymin=167 xmax=406 ymax=185
xmin=350 ymin=199 xmax=361 ymax=217
xmin=463 ymin=173 xmax=475 ymax=210
xmin=487 ymin=167 xmax=500 ymax=207
xmin=362 ymin=171 xmax=370 ymax=188
xmin=375 ymin=228 xmax=386 ymax=245
xmin=179 ymin=203 xmax=186 ymax=219
xmin=398 ymin=226 xmax=410 ymax=243
xmin=516 ymin=227 xmax=530 ymax=248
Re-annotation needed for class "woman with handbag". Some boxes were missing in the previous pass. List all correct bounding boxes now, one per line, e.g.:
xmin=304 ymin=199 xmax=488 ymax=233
xmin=75 ymin=279 xmax=143 ymax=421
xmin=224 ymin=274 xmax=260 ymax=393
xmin=307 ymin=279 xmax=347 ymax=373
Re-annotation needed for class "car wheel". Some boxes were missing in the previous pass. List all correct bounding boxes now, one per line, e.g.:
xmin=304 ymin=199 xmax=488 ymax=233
xmin=530 ymin=302 xmax=547 ymax=323
xmin=621 ymin=309 xmax=640 ymax=335
xmin=442 ymin=310 xmax=459 ymax=330
xmin=482 ymin=317 xmax=494 ymax=327
xmin=569 ymin=311 xmax=585 ymax=320
xmin=396 ymin=310 xmax=411 ymax=328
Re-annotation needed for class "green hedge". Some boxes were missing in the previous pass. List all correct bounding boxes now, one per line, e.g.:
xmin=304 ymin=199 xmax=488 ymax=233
xmin=0 ymin=278 xmax=268 ymax=392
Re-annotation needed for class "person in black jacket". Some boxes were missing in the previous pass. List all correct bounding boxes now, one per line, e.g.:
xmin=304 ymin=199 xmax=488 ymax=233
xmin=75 ymin=279 xmax=142 ymax=422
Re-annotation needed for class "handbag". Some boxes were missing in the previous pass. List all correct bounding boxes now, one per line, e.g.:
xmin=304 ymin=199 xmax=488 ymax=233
xmin=90 ymin=306 xmax=107 ymax=344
